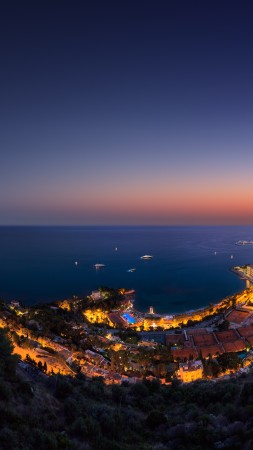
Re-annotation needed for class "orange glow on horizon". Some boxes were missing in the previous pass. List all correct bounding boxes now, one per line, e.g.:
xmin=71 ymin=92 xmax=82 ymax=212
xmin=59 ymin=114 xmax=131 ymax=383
xmin=3 ymin=173 xmax=253 ymax=225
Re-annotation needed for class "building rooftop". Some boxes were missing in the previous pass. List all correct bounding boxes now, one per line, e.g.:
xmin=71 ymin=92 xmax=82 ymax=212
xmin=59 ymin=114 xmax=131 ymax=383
xmin=193 ymin=333 xmax=216 ymax=346
xmin=238 ymin=325 xmax=253 ymax=337
xmin=227 ymin=309 xmax=249 ymax=324
xmin=215 ymin=329 xmax=238 ymax=343
xmin=179 ymin=360 xmax=203 ymax=372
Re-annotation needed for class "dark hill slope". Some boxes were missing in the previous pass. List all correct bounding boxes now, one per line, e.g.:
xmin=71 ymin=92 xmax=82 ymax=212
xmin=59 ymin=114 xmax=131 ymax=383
xmin=1 ymin=329 xmax=253 ymax=449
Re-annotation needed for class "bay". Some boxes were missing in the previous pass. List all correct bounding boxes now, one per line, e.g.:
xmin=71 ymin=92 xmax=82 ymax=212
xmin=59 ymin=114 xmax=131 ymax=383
xmin=0 ymin=226 xmax=253 ymax=313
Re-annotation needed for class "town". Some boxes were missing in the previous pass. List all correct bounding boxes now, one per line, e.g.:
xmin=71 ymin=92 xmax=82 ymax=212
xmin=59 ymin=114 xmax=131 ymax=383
xmin=1 ymin=264 xmax=253 ymax=386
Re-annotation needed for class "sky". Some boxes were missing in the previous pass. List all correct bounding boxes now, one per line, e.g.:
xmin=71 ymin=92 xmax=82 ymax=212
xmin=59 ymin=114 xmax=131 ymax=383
xmin=1 ymin=1 xmax=253 ymax=225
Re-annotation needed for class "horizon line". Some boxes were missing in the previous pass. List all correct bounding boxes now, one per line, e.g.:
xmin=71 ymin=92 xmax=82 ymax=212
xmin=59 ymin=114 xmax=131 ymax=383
xmin=1 ymin=224 xmax=253 ymax=228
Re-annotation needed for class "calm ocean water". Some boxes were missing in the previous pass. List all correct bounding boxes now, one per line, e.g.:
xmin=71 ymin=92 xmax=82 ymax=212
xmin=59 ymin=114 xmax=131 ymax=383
xmin=0 ymin=226 xmax=253 ymax=313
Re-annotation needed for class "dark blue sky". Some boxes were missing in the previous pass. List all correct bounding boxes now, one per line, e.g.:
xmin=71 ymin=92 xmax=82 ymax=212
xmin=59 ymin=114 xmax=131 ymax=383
xmin=1 ymin=1 xmax=253 ymax=225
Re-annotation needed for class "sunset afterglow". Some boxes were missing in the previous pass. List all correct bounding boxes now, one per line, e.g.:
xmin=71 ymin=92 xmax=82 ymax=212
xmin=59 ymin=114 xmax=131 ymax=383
xmin=1 ymin=2 xmax=253 ymax=225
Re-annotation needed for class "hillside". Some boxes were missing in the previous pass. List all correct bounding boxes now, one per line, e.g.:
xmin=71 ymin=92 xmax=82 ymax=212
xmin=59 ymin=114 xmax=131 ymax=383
xmin=1 ymin=329 xmax=253 ymax=449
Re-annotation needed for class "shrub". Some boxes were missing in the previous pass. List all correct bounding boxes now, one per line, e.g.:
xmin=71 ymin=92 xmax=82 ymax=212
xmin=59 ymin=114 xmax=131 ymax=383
xmin=55 ymin=377 xmax=72 ymax=399
xmin=71 ymin=416 xmax=101 ymax=440
xmin=64 ymin=398 xmax=80 ymax=423
xmin=29 ymin=429 xmax=58 ymax=450
xmin=0 ymin=427 xmax=18 ymax=449
xmin=129 ymin=382 xmax=149 ymax=399
xmin=16 ymin=380 xmax=34 ymax=399
xmin=0 ymin=380 xmax=12 ymax=400
xmin=146 ymin=410 xmax=167 ymax=429
xmin=111 ymin=384 xmax=126 ymax=404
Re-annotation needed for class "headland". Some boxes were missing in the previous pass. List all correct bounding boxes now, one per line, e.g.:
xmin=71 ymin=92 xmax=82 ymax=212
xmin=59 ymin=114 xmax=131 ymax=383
xmin=1 ymin=265 xmax=253 ymax=386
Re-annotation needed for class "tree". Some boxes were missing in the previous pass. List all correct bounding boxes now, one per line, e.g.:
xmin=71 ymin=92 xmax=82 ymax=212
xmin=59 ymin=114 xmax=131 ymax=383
xmin=217 ymin=352 xmax=240 ymax=372
xmin=146 ymin=410 xmax=167 ymax=429
xmin=211 ymin=361 xmax=221 ymax=378
xmin=111 ymin=384 xmax=126 ymax=405
xmin=0 ymin=329 xmax=18 ymax=378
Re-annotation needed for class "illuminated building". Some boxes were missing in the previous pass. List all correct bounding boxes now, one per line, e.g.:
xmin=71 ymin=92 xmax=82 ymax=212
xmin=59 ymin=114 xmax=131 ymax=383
xmin=246 ymin=265 xmax=253 ymax=279
xmin=90 ymin=291 xmax=102 ymax=301
xmin=177 ymin=360 xmax=203 ymax=383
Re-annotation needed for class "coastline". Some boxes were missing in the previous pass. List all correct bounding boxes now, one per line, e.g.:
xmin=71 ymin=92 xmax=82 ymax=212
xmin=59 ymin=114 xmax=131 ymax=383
xmin=135 ymin=285 xmax=253 ymax=331
xmin=6 ymin=266 xmax=253 ymax=331
xmin=2 ymin=273 xmax=253 ymax=388
xmin=1 ymin=225 xmax=251 ymax=312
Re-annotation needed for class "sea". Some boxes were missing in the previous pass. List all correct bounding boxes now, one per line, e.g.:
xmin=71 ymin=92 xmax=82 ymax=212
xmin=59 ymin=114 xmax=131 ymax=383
xmin=0 ymin=226 xmax=253 ymax=314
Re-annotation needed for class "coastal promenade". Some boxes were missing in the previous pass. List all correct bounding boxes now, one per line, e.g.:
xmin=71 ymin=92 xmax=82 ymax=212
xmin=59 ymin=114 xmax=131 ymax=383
xmin=82 ymin=284 xmax=253 ymax=333
xmin=130 ymin=285 xmax=253 ymax=331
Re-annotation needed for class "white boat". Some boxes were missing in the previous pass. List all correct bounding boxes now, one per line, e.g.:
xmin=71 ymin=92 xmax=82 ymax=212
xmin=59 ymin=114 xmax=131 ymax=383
xmin=75 ymin=261 xmax=78 ymax=265
xmin=127 ymin=268 xmax=136 ymax=272
xmin=140 ymin=255 xmax=153 ymax=259
xmin=236 ymin=241 xmax=253 ymax=245
xmin=94 ymin=263 xmax=105 ymax=269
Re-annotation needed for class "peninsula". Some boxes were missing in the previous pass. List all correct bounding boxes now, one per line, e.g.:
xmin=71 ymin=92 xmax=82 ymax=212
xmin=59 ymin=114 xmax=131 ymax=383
xmin=1 ymin=271 xmax=253 ymax=386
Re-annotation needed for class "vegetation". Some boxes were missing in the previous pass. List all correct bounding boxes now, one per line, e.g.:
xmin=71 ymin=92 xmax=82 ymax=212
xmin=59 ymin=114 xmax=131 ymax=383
xmin=2 ymin=287 xmax=253 ymax=448
xmin=1 ymin=328 xmax=253 ymax=449
xmin=89 ymin=287 xmax=127 ymax=312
